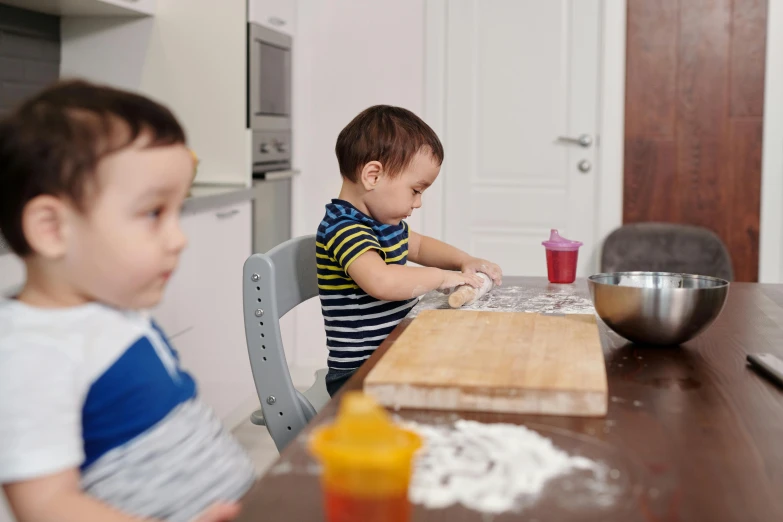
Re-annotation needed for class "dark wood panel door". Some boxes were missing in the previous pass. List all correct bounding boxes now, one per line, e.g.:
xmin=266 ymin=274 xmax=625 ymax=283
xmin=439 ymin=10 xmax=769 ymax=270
xmin=624 ymin=0 xmax=766 ymax=282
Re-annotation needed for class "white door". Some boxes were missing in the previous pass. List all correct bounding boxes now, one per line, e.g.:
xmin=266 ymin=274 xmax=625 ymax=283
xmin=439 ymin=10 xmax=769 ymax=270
xmin=441 ymin=0 xmax=601 ymax=277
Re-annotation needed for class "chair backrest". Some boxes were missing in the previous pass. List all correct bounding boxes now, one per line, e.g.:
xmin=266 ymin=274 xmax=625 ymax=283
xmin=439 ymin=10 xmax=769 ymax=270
xmin=242 ymin=235 xmax=319 ymax=451
xmin=601 ymin=223 xmax=734 ymax=281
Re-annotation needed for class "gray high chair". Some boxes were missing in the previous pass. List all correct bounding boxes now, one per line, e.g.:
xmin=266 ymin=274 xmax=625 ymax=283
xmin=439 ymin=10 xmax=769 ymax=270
xmin=242 ymin=235 xmax=330 ymax=452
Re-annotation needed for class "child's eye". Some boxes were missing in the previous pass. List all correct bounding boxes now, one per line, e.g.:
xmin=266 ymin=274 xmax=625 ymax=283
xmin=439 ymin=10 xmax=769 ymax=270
xmin=147 ymin=207 xmax=164 ymax=219
xmin=413 ymin=189 xmax=422 ymax=195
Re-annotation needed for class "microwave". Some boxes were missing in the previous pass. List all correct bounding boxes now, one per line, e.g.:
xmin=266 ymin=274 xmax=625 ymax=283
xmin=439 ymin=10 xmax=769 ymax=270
xmin=247 ymin=23 xmax=291 ymax=131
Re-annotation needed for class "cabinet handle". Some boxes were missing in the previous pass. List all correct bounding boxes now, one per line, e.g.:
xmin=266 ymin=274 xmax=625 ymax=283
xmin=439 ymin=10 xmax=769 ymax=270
xmin=268 ymin=16 xmax=286 ymax=26
xmin=216 ymin=209 xmax=240 ymax=219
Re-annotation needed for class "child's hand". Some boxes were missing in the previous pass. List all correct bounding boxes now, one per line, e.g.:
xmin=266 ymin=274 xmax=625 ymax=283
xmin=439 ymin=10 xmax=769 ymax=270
xmin=461 ymin=257 xmax=503 ymax=286
xmin=193 ymin=502 xmax=241 ymax=522
xmin=439 ymin=270 xmax=484 ymax=291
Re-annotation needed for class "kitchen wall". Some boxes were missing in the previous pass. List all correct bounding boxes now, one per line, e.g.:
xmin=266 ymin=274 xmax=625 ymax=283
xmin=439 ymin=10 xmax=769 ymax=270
xmin=286 ymin=0 xmax=425 ymax=381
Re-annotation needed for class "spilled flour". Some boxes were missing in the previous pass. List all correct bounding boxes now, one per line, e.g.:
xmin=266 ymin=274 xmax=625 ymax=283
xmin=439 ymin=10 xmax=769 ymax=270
xmin=404 ymin=420 xmax=619 ymax=514
xmin=410 ymin=285 xmax=595 ymax=317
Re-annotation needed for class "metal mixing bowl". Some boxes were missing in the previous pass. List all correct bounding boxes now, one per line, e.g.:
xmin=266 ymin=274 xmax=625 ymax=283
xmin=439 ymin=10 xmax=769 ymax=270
xmin=588 ymin=272 xmax=730 ymax=346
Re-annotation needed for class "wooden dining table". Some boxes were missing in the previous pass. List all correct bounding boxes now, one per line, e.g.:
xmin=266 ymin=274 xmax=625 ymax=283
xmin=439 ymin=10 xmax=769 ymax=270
xmin=237 ymin=277 xmax=783 ymax=522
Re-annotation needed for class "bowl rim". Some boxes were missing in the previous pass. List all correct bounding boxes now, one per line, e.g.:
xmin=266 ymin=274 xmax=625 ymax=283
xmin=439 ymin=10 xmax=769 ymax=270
xmin=587 ymin=271 xmax=730 ymax=289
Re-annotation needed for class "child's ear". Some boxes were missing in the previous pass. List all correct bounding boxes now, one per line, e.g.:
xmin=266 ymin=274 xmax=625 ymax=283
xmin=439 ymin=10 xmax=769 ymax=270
xmin=22 ymin=195 xmax=70 ymax=259
xmin=359 ymin=161 xmax=383 ymax=191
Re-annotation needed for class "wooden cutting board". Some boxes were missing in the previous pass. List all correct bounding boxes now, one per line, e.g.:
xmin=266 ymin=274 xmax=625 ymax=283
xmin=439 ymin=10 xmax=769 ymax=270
xmin=364 ymin=310 xmax=608 ymax=416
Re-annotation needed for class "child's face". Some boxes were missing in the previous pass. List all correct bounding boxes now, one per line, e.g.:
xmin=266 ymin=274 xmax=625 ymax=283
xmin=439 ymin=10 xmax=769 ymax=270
xmin=367 ymin=151 xmax=441 ymax=225
xmin=63 ymin=138 xmax=192 ymax=309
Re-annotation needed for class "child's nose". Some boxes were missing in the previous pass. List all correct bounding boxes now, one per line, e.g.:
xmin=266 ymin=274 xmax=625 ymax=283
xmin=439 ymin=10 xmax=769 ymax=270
xmin=168 ymin=222 xmax=188 ymax=253
xmin=413 ymin=195 xmax=423 ymax=209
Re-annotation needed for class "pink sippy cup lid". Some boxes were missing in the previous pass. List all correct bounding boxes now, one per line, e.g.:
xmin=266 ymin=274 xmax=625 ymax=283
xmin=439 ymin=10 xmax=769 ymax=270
xmin=542 ymin=229 xmax=583 ymax=252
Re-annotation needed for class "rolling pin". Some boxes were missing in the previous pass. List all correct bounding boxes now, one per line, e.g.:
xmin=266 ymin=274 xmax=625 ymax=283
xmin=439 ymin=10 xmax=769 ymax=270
xmin=448 ymin=272 xmax=494 ymax=309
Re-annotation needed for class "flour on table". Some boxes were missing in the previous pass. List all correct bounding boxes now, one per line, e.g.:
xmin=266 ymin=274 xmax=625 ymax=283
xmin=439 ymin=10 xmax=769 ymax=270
xmin=410 ymin=285 xmax=595 ymax=317
xmin=404 ymin=419 xmax=619 ymax=514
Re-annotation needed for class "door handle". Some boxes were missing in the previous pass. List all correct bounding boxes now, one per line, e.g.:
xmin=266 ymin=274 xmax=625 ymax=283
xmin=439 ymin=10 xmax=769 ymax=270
xmin=557 ymin=134 xmax=593 ymax=148
xmin=268 ymin=16 xmax=286 ymax=26
xmin=216 ymin=209 xmax=239 ymax=219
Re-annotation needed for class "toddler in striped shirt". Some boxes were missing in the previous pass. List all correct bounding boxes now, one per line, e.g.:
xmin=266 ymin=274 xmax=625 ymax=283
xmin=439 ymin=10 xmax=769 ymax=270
xmin=317 ymin=105 xmax=503 ymax=396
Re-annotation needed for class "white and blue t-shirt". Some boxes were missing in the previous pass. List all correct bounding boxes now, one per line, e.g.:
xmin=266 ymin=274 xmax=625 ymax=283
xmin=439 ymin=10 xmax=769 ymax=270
xmin=0 ymin=300 xmax=255 ymax=522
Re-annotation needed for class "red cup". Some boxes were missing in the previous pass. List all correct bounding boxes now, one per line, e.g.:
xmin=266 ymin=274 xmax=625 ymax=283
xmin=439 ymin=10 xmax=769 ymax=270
xmin=542 ymin=229 xmax=583 ymax=284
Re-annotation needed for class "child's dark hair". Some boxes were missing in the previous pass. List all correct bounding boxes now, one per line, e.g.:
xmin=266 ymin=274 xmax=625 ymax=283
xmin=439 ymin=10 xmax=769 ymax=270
xmin=0 ymin=79 xmax=186 ymax=256
xmin=335 ymin=105 xmax=444 ymax=182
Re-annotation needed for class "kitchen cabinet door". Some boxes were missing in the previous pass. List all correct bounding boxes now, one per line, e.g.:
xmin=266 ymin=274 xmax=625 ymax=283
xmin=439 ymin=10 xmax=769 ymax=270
xmin=161 ymin=201 xmax=256 ymax=426
xmin=248 ymin=0 xmax=296 ymax=36
xmin=150 ymin=270 xmax=184 ymax=340
xmin=150 ymin=208 xmax=207 ymax=338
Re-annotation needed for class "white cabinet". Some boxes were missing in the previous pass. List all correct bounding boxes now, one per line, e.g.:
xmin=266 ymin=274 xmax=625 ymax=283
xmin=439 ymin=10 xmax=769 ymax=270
xmin=153 ymin=201 xmax=256 ymax=428
xmin=98 ymin=0 xmax=155 ymax=15
xmin=248 ymin=0 xmax=296 ymax=36
xmin=61 ymin=0 xmax=249 ymax=185
xmin=0 ymin=0 xmax=154 ymax=16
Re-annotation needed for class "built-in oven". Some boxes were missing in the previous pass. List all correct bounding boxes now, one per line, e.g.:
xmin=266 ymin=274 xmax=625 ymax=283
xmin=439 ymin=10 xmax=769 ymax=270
xmin=247 ymin=22 xmax=291 ymax=131
xmin=247 ymin=23 xmax=295 ymax=254
xmin=251 ymin=129 xmax=295 ymax=254
xmin=252 ymin=169 xmax=294 ymax=255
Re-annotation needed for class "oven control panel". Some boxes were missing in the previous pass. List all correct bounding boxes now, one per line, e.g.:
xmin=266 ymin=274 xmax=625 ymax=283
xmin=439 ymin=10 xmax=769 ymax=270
xmin=252 ymin=130 xmax=291 ymax=174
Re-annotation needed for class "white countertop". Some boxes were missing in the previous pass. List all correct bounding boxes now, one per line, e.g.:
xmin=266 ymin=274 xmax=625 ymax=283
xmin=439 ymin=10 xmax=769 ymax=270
xmin=0 ymin=184 xmax=256 ymax=256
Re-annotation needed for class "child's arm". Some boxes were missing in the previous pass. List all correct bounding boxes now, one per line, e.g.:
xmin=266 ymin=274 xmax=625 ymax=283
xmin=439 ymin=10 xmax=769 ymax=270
xmin=408 ymin=231 xmax=503 ymax=286
xmin=347 ymin=251 xmax=483 ymax=301
xmin=4 ymin=471 xmax=240 ymax=522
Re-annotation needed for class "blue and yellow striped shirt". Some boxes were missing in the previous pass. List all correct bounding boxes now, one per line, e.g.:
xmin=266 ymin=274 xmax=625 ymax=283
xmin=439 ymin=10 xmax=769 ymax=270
xmin=317 ymin=200 xmax=418 ymax=371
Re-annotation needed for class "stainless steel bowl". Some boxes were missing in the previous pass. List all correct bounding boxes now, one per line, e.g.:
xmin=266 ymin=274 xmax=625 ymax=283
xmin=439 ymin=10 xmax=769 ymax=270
xmin=588 ymin=272 xmax=730 ymax=346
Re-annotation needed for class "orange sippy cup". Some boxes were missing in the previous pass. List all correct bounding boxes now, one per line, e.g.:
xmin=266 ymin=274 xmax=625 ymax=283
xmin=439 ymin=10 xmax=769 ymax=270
xmin=309 ymin=392 xmax=422 ymax=522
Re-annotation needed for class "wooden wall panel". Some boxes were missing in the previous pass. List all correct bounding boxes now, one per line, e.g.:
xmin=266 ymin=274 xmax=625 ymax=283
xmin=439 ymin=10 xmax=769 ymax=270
xmin=624 ymin=0 xmax=679 ymax=138
xmin=623 ymin=139 xmax=679 ymax=223
xmin=730 ymin=0 xmax=768 ymax=117
xmin=624 ymin=0 xmax=766 ymax=282
xmin=728 ymin=120 xmax=763 ymax=281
